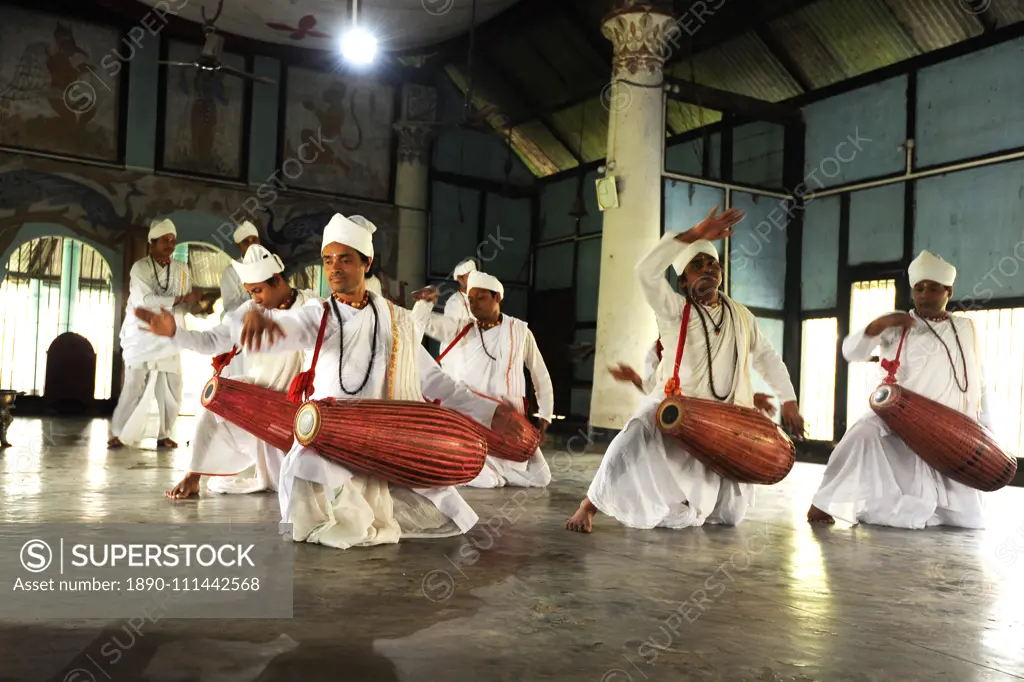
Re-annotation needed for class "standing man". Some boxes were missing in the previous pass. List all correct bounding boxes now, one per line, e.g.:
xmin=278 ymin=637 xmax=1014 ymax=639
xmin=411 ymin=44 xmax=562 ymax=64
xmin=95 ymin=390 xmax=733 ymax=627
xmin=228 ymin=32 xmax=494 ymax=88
xmin=419 ymin=258 xmax=478 ymax=373
xmin=808 ymin=250 xmax=997 ymax=529
xmin=220 ymin=221 xmax=262 ymax=317
xmin=413 ymin=271 xmax=554 ymax=488
xmin=134 ymin=244 xmax=316 ymax=499
xmin=109 ymin=218 xmax=201 ymax=449
xmin=236 ymin=214 xmax=513 ymax=550
xmin=565 ymin=207 xmax=805 ymax=533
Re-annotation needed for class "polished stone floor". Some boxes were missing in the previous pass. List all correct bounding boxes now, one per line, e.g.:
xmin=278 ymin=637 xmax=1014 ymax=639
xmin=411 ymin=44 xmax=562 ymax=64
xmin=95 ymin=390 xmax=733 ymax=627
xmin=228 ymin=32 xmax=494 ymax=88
xmin=2 ymin=416 xmax=1024 ymax=682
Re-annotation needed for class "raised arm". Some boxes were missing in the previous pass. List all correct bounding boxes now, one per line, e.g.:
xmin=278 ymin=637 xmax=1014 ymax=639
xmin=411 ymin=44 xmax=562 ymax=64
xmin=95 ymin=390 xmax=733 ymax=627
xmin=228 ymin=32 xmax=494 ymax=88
xmin=417 ymin=345 xmax=498 ymax=428
xmin=174 ymin=321 xmax=235 ymax=356
xmin=523 ymin=328 xmax=554 ymax=423
xmin=240 ymin=299 xmax=326 ymax=353
xmin=842 ymin=312 xmax=909 ymax=362
xmin=636 ymin=232 xmax=686 ymax=322
xmin=412 ymin=299 xmax=464 ymax=343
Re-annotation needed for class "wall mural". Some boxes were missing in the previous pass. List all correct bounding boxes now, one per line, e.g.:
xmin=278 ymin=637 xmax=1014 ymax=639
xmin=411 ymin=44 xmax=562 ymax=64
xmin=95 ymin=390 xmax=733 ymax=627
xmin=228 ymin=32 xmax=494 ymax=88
xmin=0 ymin=151 xmax=399 ymax=280
xmin=161 ymin=40 xmax=247 ymax=178
xmin=0 ymin=7 xmax=121 ymax=161
xmin=282 ymin=67 xmax=394 ymax=201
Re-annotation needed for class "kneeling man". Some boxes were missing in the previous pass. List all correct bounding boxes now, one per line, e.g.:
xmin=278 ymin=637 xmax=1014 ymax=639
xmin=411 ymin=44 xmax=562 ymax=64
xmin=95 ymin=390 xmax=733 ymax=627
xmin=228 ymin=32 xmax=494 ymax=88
xmin=566 ymin=208 xmax=805 ymax=533
xmin=808 ymin=250 xmax=997 ymax=529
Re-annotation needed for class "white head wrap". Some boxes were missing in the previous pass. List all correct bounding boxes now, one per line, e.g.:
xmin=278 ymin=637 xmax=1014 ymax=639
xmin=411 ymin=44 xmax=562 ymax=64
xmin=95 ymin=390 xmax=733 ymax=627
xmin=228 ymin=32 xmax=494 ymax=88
xmin=233 ymin=221 xmax=259 ymax=244
xmin=909 ymin=250 xmax=956 ymax=287
xmin=672 ymin=239 xmax=719 ymax=276
xmin=148 ymin=218 xmax=176 ymax=241
xmin=322 ymin=213 xmax=374 ymax=259
xmin=454 ymin=258 xmax=477 ymax=277
xmin=231 ymin=244 xmax=284 ymax=284
xmin=467 ymin=271 xmax=504 ymax=298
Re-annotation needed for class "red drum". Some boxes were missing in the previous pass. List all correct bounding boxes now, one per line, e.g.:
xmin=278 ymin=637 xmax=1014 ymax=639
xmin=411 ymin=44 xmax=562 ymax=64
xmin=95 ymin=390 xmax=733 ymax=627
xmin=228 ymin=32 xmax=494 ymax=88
xmin=655 ymin=395 xmax=796 ymax=485
xmin=869 ymin=383 xmax=1016 ymax=492
xmin=470 ymin=392 xmax=540 ymax=464
xmin=200 ymin=376 xmax=297 ymax=452
xmin=293 ymin=399 xmax=488 ymax=488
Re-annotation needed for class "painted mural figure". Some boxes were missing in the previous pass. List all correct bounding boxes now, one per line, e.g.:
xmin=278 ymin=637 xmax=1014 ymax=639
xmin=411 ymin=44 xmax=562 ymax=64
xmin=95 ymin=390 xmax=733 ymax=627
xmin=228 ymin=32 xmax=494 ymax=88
xmin=808 ymin=250 xmax=1001 ymax=529
xmin=566 ymin=208 xmax=806 ymax=533
xmin=108 ymin=219 xmax=202 ymax=449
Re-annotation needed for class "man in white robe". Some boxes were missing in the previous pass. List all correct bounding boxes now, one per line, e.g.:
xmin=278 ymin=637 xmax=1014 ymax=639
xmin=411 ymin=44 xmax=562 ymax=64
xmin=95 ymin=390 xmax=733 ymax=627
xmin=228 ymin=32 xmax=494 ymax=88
xmin=413 ymin=271 xmax=555 ymax=488
xmin=135 ymin=245 xmax=316 ymax=499
xmin=566 ymin=207 xmax=806 ymax=533
xmin=109 ymin=219 xmax=201 ymax=449
xmin=808 ymin=250 xmax=998 ymax=529
xmin=238 ymin=214 xmax=512 ymax=550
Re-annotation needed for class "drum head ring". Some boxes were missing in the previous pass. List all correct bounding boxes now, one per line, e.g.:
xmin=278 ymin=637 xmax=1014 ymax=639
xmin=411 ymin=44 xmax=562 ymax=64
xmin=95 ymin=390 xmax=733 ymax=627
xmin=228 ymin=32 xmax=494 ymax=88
xmin=870 ymin=386 xmax=893 ymax=406
xmin=201 ymin=378 xmax=217 ymax=405
xmin=294 ymin=402 xmax=321 ymax=445
xmin=659 ymin=403 xmax=681 ymax=428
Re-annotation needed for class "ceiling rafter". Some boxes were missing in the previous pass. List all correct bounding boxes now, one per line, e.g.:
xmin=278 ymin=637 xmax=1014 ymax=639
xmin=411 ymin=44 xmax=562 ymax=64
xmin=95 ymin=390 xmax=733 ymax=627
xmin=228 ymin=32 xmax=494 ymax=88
xmin=663 ymin=76 xmax=803 ymax=125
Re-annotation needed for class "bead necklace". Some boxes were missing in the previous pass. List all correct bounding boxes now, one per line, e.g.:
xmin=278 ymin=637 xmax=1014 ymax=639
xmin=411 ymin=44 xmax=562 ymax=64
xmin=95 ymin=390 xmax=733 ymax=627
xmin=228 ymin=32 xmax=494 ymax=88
xmin=919 ymin=314 xmax=969 ymax=393
xmin=476 ymin=315 xmax=501 ymax=361
xmin=329 ymin=293 xmax=378 ymax=396
xmin=149 ymin=256 xmax=172 ymax=294
xmin=690 ymin=296 xmax=736 ymax=401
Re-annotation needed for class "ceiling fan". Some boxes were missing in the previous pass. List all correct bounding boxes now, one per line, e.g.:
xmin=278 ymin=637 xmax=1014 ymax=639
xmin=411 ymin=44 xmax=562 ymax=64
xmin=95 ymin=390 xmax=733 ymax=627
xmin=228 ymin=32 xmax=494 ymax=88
xmin=158 ymin=0 xmax=276 ymax=85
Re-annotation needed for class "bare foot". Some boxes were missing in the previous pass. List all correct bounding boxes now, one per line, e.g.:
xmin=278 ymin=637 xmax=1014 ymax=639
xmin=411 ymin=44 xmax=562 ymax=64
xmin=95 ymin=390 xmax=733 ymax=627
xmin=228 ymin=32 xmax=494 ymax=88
xmin=807 ymin=505 xmax=835 ymax=524
xmin=108 ymin=437 xmax=124 ymax=449
xmin=157 ymin=438 xmax=178 ymax=449
xmin=166 ymin=473 xmax=201 ymax=499
xmin=565 ymin=498 xmax=598 ymax=533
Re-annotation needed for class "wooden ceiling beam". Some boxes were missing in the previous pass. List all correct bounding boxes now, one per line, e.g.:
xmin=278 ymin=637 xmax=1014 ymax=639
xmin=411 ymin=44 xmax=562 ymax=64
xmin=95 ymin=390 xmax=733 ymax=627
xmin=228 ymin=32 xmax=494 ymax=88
xmin=663 ymin=76 xmax=802 ymax=125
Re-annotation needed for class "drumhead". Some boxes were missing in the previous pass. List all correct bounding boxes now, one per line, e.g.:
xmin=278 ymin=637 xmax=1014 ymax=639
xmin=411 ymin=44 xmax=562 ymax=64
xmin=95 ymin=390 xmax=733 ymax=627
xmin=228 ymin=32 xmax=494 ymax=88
xmin=658 ymin=402 xmax=681 ymax=428
xmin=870 ymin=385 xmax=894 ymax=407
xmin=294 ymin=402 xmax=322 ymax=445
xmin=200 ymin=377 xmax=218 ymax=406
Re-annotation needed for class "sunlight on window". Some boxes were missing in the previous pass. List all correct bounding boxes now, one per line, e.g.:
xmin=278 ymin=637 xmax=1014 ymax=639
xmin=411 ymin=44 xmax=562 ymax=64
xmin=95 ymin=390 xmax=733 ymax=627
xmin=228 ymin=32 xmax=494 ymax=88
xmin=0 ymin=238 xmax=115 ymax=399
xmin=847 ymin=279 xmax=896 ymax=428
xmin=957 ymin=308 xmax=1024 ymax=457
xmin=800 ymin=317 xmax=837 ymax=441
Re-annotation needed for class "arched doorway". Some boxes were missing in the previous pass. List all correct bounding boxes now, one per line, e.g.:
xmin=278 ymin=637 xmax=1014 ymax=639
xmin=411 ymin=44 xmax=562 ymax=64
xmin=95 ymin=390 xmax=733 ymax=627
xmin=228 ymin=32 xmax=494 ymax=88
xmin=0 ymin=237 xmax=116 ymax=399
xmin=174 ymin=241 xmax=233 ymax=416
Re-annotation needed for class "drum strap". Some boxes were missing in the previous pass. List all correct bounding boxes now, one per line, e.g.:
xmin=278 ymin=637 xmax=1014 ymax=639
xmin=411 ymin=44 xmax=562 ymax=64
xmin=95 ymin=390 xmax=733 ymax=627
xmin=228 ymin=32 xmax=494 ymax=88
xmin=881 ymin=328 xmax=909 ymax=384
xmin=211 ymin=347 xmax=239 ymax=376
xmin=664 ymin=300 xmax=693 ymax=397
xmin=286 ymin=301 xmax=331 ymax=404
xmin=438 ymin=323 xmax=474 ymax=363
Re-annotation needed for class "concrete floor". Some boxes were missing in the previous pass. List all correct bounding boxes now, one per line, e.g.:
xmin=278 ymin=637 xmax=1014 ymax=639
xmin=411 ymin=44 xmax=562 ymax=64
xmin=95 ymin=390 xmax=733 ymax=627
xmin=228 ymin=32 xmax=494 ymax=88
xmin=2 ymin=416 xmax=1024 ymax=682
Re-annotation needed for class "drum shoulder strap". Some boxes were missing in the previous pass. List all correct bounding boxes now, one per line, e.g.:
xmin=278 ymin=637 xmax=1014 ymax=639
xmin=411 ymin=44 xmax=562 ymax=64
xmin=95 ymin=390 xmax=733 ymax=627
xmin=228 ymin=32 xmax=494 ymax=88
xmin=286 ymin=301 xmax=330 ymax=404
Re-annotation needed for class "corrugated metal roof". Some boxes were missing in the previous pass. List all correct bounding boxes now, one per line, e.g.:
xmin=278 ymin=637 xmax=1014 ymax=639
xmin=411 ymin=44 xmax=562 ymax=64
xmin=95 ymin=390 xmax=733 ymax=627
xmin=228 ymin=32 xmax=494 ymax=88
xmin=443 ymin=0 xmax=1023 ymax=177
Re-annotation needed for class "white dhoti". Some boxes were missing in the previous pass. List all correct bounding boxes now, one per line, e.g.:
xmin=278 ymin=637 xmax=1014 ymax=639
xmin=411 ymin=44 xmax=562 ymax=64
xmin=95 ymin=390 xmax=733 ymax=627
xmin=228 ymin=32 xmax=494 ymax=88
xmin=111 ymin=356 xmax=183 ymax=445
xmin=278 ymin=445 xmax=477 ymax=550
xmin=587 ymin=395 xmax=753 ymax=529
xmin=812 ymin=414 xmax=986 ymax=529
xmin=466 ymin=449 xmax=552 ymax=489
xmin=188 ymin=408 xmax=285 ymax=494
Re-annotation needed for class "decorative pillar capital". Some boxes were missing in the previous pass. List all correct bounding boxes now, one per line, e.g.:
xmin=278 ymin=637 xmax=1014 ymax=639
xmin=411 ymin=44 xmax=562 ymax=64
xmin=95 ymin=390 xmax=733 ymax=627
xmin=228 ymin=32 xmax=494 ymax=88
xmin=394 ymin=121 xmax=436 ymax=165
xmin=602 ymin=3 xmax=679 ymax=77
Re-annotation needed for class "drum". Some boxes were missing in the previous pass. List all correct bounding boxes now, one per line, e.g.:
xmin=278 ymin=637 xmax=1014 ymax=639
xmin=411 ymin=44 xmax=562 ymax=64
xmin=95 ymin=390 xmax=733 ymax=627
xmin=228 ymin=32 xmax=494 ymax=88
xmin=470 ymin=392 xmax=541 ymax=463
xmin=870 ymin=383 xmax=1016 ymax=492
xmin=655 ymin=395 xmax=796 ymax=484
xmin=293 ymin=399 xmax=488 ymax=488
xmin=200 ymin=376 xmax=297 ymax=452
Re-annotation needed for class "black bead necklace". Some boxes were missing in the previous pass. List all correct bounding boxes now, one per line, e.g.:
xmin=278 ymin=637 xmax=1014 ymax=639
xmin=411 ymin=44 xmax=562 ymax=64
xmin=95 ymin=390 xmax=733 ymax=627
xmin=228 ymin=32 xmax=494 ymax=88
xmin=149 ymin=256 xmax=172 ymax=293
xmin=690 ymin=296 xmax=737 ymax=401
xmin=330 ymin=293 xmax=379 ymax=396
xmin=919 ymin=315 xmax=969 ymax=393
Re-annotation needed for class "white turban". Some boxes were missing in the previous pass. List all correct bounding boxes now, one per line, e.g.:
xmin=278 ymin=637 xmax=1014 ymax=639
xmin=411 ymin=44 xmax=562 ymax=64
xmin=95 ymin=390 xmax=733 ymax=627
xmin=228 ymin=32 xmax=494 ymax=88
xmin=672 ymin=239 xmax=719 ymax=276
xmin=909 ymin=250 xmax=956 ymax=287
xmin=231 ymin=244 xmax=284 ymax=284
xmin=233 ymin=221 xmax=259 ymax=244
xmin=148 ymin=218 xmax=176 ymax=241
xmin=322 ymin=213 xmax=374 ymax=259
xmin=454 ymin=259 xmax=477 ymax=277
xmin=467 ymin=271 xmax=503 ymax=298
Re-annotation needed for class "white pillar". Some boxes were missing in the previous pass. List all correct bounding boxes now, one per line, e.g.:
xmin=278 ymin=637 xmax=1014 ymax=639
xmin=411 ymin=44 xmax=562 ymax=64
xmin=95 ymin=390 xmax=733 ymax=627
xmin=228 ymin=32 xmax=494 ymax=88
xmin=590 ymin=5 xmax=676 ymax=430
xmin=392 ymin=84 xmax=437 ymax=305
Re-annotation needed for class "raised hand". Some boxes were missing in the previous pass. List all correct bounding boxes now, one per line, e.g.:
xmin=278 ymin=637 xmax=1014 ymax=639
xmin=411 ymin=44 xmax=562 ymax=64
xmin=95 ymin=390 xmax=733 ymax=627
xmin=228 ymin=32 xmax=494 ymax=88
xmin=865 ymin=312 xmax=916 ymax=336
xmin=135 ymin=307 xmax=177 ymax=337
xmin=675 ymin=205 xmax=745 ymax=244
xmin=239 ymin=308 xmax=286 ymax=352
xmin=412 ymin=285 xmax=440 ymax=304
xmin=753 ymin=392 xmax=776 ymax=418
xmin=609 ymin=363 xmax=643 ymax=391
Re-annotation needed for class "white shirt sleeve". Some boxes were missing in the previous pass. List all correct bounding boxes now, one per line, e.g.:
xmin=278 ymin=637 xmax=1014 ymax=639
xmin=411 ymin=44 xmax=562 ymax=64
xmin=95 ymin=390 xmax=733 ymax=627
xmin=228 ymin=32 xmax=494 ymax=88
xmin=220 ymin=266 xmax=249 ymax=315
xmin=842 ymin=313 xmax=901 ymax=362
xmin=417 ymin=345 xmax=498 ymax=428
xmin=254 ymin=300 xmax=327 ymax=353
xmin=523 ymin=328 xmax=555 ymax=421
xmin=642 ymin=342 xmax=662 ymax=394
xmin=173 ymin=322 xmax=235 ymax=356
xmin=749 ymin=316 xmax=798 ymax=403
xmin=636 ymin=232 xmax=686 ymax=323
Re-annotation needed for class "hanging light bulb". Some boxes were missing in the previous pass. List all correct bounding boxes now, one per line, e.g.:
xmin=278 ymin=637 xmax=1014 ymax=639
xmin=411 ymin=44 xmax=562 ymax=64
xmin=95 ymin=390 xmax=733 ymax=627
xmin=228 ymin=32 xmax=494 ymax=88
xmin=340 ymin=0 xmax=377 ymax=66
